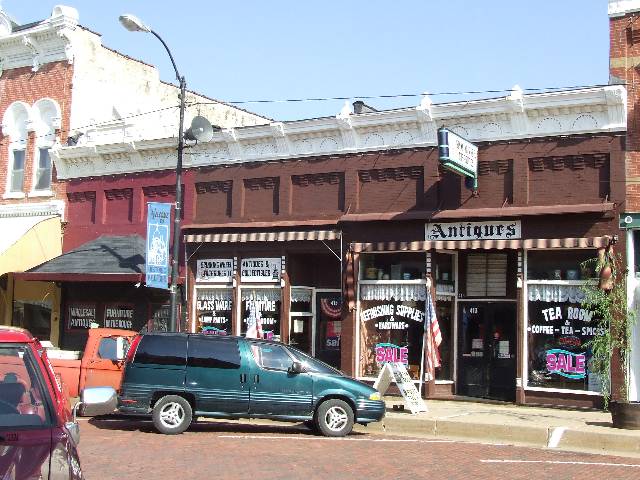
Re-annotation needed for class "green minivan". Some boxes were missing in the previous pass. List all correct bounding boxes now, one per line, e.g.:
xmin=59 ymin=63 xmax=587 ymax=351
xmin=118 ymin=333 xmax=385 ymax=437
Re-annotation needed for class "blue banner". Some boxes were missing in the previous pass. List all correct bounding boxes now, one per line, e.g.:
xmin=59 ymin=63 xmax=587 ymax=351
xmin=145 ymin=202 xmax=171 ymax=289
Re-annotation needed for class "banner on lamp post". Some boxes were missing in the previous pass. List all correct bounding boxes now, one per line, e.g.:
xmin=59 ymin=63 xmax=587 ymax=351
xmin=146 ymin=202 xmax=171 ymax=289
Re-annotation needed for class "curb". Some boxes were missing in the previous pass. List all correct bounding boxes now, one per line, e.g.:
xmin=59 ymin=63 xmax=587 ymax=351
xmin=376 ymin=414 xmax=640 ymax=457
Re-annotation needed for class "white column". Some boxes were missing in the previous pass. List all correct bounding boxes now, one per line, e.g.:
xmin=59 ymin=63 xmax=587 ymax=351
xmin=627 ymin=229 xmax=640 ymax=401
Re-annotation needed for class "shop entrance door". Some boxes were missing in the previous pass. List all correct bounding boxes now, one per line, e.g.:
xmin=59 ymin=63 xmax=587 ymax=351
xmin=457 ymin=302 xmax=517 ymax=401
xmin=314 ymin=291 xmax=342 ymax=370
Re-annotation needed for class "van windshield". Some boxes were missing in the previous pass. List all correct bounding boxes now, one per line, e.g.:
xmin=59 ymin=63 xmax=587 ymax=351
xmin=0 ymin=345 xmax=52 ymax=429
xmin=287 ymin=347 xmax=343 ymax=376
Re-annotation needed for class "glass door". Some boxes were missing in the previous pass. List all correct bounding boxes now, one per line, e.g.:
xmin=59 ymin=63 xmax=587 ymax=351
xmin=290 ymin=287 xmax=314 ymax=355
xmin=457 ymin=302 xmax=516 ymax=401
xmin=315 ymin=291 xmax=342 ymax=369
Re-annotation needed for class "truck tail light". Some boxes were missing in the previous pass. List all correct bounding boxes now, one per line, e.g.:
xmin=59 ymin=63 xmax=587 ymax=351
xmin=126 ymin=335 xmax=142 ymax=363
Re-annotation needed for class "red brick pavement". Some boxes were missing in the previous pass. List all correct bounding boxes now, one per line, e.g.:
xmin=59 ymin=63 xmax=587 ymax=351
xmin=77 ymin=416 xmax=640 ymax=480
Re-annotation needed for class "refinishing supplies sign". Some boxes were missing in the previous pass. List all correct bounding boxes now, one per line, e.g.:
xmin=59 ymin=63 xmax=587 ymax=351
xmin=146 ymin=202 xmax=171 ymax=289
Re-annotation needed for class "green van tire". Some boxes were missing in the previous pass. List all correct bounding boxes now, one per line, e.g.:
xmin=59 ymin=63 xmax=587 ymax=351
xmin=315 ymin=399 xmax=354 ymax=437
xmin=152 ymin=395 xmax=192 ymax=435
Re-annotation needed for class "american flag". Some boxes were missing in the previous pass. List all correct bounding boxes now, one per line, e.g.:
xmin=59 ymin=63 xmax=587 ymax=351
xmin=425 ymin=289 xmax=442 ymax=379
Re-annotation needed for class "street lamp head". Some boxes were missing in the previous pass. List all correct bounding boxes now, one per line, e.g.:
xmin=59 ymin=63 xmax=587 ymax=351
xmin=119 ymin=14 xmax=151 ymax=33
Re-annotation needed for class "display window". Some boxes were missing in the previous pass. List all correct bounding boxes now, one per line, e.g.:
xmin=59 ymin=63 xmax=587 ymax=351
xmin=148 ymin=304 xmax=169 ymax=332
xmin=434 ymin=253 xmax=456 ymax=381
xmin=526 ymin=249 xmax=603 ymax=392
xmin=195 ymin=288 xmax=233 ymax=335
xmin=240 ymin=288 xmax=281 ymax=341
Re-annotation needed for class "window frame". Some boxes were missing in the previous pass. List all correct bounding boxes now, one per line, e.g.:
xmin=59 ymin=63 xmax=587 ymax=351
xmin=8 ymin=148 xmax=26 ymax=195
xmin=31 ymin=146 xmax=53 ymax=195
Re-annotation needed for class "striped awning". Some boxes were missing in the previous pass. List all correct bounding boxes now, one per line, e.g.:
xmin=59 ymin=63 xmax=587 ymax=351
xmin=185 ymin=230 xmax=341 ymax=243
xmin=351 ymin=236 xmax=610 ymax=253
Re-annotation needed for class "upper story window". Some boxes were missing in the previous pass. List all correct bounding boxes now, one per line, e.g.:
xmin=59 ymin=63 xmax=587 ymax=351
xmin=10 ymin=149 xmax=25 ymax=192
xmin=34 ymin=148 xmax=52 ymax=191
xmin=1 ymin=98 xmax=60 ymax=198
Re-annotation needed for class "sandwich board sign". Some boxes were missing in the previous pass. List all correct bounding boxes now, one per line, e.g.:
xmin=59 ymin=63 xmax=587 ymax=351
xmin=373 ymin=362 xmax=428 ymax=414
xmin=437 ymin=127 xmax=478 ymax=188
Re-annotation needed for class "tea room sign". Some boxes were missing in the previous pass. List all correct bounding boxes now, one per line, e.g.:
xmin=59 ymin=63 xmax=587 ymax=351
xmin=426 ymin=220 xmax=521 ymax=241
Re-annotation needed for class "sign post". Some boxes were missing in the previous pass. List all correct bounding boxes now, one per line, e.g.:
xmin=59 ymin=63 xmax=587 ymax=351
xmin=146 ymin=202 xmax=171 ymax=289
xmin=373 ymin=362 xmax=428 ymax=414
xmin=437 ymin=127 xmax=478 ymax=190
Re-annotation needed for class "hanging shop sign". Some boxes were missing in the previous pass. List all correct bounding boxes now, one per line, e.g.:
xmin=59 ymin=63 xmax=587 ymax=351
xmin=437 ymin=127 xmax=478 ymax=180
xmin=359 ymin=298 xmax=425 ymax=379
xmin=240 ymin=257 xmax=281 ymax=283
xmin=527 ymin=300 xmax=604 ymax=392
xmin=426 ymin=220 xmax=521 ymax=241
xmin=104 ymin=304 xmax=134 ymax=330
xmin=67 ymin=303 xmax=97 ymax=330
xmin=196 ymin=259 xmax=234 ymax=283
xmin=145 ymin=202 xmax=171 ymax=289
xmin=619 ymin=212 xmax=640 ymax=229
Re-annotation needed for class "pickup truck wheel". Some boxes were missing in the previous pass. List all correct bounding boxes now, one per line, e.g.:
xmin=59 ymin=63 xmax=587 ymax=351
xmin=152 ymin=395 xmax=192 ymax=435
xmin=315 ymin=399 xmax=354 ymax=437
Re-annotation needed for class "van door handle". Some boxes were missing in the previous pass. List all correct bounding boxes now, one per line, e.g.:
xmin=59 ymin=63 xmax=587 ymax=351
xmin=240 ymin=373 xmax=246 ymax=383
xmin=253 ymin=374 xmax=259 ymax=383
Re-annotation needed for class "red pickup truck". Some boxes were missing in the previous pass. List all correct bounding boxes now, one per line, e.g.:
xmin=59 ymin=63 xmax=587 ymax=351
xmin=0 ymin=325 xmax=117 ymax=479
xmin=48 ymin=328 xmax=137 ymax=398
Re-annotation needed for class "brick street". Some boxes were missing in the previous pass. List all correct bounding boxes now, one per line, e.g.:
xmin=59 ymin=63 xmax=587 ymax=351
xmin=78 ymin=416 xmax=640 ymax=480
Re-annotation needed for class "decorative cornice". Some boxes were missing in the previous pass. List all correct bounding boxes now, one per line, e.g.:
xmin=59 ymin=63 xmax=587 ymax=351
xmin=0 ymin=6 xmax=79 ymax=73
xmin=0 ymin=200 xmax=65 ymax=219
xmin=53 ymin=85 xmax=628 ymax=180
xmin=609 ymin=0 xmax=640 ymax=17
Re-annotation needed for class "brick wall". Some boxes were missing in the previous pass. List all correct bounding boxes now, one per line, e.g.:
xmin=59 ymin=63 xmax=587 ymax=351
xmin=0 ymin=62 xmax=73 ymax=204
xmin=610 ymin=13 xmax=640 ymax=210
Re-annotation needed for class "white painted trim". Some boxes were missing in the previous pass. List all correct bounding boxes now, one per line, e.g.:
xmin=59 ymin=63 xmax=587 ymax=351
xmin=27 ymin=190 xmax=54 ymax=198
xmin=0 ymin=200 xmax=65 ymax=219
xmin=608 ymin=0 xmax=640 ymax=17
xmin=53 ymin=85 xmax=628 ymax=180
xmin=524 ymin=386 xmax=602 ymax=396
xmin=2 ymin=192 xmax=25 ymax=200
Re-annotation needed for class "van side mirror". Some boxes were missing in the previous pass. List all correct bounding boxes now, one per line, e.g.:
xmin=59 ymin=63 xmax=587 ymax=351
xmin=288 ymin=361 xmax=306 ymax=374
xmin=116 ymin=337 xmax=127 ymax=361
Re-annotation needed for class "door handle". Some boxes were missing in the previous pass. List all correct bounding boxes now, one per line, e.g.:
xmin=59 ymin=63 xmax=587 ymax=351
xmin=240 ymin=373 xmax=247 ymax=383
xmin=253 ymin=374 xmax=259 ymax=384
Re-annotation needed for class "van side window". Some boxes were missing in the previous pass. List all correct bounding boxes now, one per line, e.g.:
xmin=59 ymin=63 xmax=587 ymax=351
xmin=134 ymin=335 xmax=187 ymax=366
xmin=187 ymin=337 xmax=240 ymax=369
xmin=250 ymin=343 xmax=292 ymax=371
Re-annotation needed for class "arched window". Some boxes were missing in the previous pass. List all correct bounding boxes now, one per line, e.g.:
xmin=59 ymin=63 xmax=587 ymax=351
xmin=30 ymin=98 xmax=61 ymax=194
xmin=2 ymin=102 xmax=30 ymax=197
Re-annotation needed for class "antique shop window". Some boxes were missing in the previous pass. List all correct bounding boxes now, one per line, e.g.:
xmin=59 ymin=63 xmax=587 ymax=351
xmin=526 ymin=250 xmax=603 ymax=392
xmin=359 ymin=253 xmax=427 ymax=381
xmin=290 ymin=287 xmax=313 ymax=355
xmin=195 ymin=288 xmax=233 ymax=335
xmin=240 ymin=288 xmax=281 ymax=341
xmin=434 ymin=253 xmax=456 ymax=381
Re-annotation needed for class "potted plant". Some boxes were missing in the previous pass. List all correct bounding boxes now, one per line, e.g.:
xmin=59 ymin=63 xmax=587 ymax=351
xmin=581 ymin=246 xmax=639 ymax=428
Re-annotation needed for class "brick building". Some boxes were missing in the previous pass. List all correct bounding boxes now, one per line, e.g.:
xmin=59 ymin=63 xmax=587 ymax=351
xmin=35 ymin=83 xmax=626 ymax=407
xmin=0 ymin=4 xmax=267 ymax=345
xmin=609 ymin=0 xmax=640 ymax=403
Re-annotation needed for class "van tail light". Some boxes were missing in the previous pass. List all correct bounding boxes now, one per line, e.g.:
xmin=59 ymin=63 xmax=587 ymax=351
xmin=126 ymin=335 xmax=142 ymax=363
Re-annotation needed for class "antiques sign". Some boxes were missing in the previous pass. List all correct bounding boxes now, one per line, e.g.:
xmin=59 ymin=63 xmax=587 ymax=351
xmin=68 ymin=303 xmax=97 ymax=329
xmin=426 ymin=220 xmax=522 ymax=241
xmin=196 ymin=259 xmax=233 ymax=283
xmin=240 ymin=257 xmax=281 ymax=283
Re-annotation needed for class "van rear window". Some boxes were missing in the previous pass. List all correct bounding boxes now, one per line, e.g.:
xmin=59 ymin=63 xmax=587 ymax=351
xmin=134 ymin=335 xmax=187 ymax=366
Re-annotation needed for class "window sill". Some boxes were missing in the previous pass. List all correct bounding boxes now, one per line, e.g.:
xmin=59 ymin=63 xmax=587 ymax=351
xmin=28 ymin=190 xmax=54 ymax=198
xmin=3 ymin=192 xmax=26 ymax=199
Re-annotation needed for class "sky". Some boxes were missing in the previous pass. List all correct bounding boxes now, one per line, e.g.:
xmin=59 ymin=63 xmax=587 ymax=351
xmin=4 ymin=0 xmax=610 ymax=121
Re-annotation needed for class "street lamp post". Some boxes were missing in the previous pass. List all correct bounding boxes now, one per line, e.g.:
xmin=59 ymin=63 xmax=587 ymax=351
xmin=119 ymin=14 xmax=185 ymax=332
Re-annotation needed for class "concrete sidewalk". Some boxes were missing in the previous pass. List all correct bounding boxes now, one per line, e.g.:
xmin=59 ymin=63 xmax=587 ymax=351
xmin=357 ymin=397 xmax=640 ymax=458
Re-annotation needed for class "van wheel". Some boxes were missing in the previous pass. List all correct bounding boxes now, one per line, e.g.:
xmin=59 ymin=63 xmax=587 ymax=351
xmin=152 ymin=395 xmax=192 ymax=435
xmin=315 ymin=399 xmax=354 ymax=437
